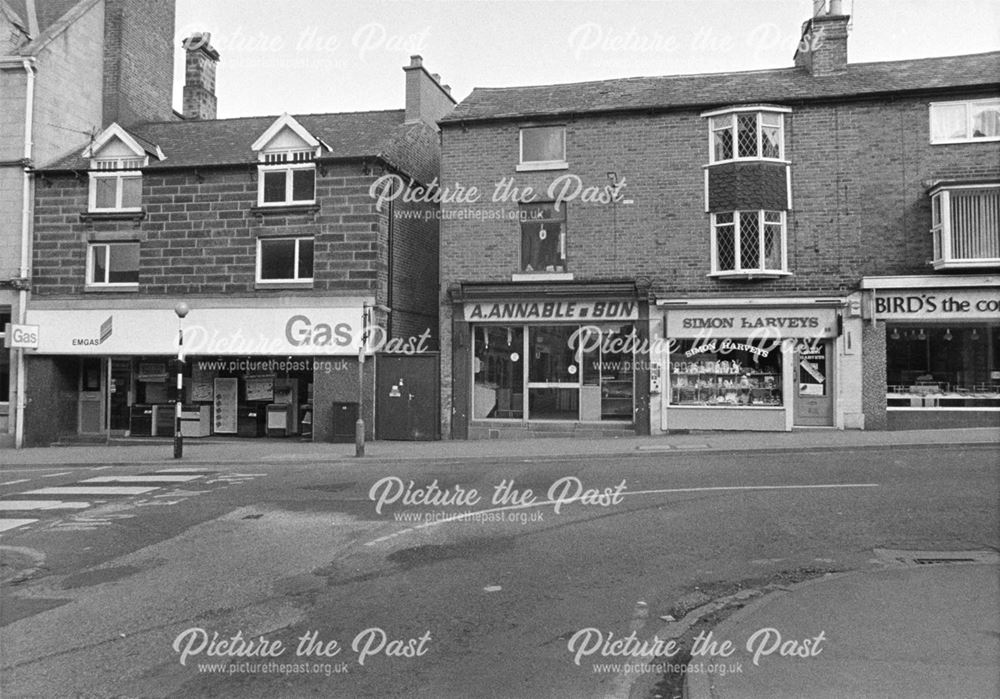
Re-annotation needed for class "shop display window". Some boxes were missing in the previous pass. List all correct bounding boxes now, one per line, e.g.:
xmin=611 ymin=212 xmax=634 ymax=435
xmin=886 ymin=324 xmax=1000 ymax=408
xmin=471 ymin=323 xmax=635 ymax=421
xmin=473 ymin=326 xmax=524 ymax=419
xmin=669 ymin=339 xmax=782 ymax=407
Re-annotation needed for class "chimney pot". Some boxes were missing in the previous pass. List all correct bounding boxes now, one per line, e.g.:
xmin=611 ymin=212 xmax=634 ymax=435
xmin=813 ymin=0 xmax=826 ymax=16
xmin=432 ymin=73 xmax=441 ymax=82
xmin=409 ymin=55 xmax=423 ymax=68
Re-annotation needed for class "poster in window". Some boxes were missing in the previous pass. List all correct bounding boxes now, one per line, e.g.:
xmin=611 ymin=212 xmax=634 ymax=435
xmin=798 ymin=349 xmax=826 ymax=396
xmin=213 ymin=377 xmax=238 ymax=434
xmin=245 ymin=375 xmax=274 ymax=402
xmin=191 ymin=366 xmax=215 ymax=402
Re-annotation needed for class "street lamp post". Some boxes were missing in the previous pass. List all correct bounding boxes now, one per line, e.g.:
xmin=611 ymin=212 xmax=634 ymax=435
xmin=173 ymin=302 xmax=189 ymax=459
xmin=356 ymin=302 xmax=389 ymax=457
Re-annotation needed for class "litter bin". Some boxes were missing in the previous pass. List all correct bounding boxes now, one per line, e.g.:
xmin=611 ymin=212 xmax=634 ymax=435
xmin=331 ymin=402 xmax=358 ymax=443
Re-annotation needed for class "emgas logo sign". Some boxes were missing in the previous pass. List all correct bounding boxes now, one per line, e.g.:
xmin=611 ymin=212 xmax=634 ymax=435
xmin=72 ymin=315 xmax=114 ymax=346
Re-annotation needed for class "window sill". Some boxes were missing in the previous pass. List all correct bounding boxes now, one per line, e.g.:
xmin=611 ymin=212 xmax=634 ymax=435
xmin=255 ymin=280 xmax=315 ymax=290
xmin=930 ymin=136 xmax=1000 ymax=146
xmin=511 ymin=272 xmax=574 ymax=282
xmin=707 ymin=271 xmax=792 ymax=280
xmin=250 ymin=203 xmax=320 ymax=216
xmin=703 ymin=158 xmax=790 ymax=168
xmin=931 ymin=258 xmax=1000 ymax=270
xmin=85 ymin=284 xmax=139 ymax=293
xmin=516 ymin=161 xmax=569 ymax=172
xmin=80 ymin=209 xmax=146 ymax=223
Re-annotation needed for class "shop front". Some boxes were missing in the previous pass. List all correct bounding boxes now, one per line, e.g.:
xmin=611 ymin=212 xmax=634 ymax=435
xmin=862 ymin=276 xmax=1000 ymax=430
xmin=22 ymin=302 xmax=372 ymax=445
xmin=657 ymin=298 xmax=860 ymax=431
xmin=449 ymin=281 xmax=651 ymax=438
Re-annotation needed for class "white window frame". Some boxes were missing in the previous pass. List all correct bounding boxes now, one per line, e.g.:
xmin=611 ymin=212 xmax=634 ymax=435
xmin=88 ymin=157 xmax=144 ymax=213
xmin=929 ymin=98 xmax=1000 ymax=145
xmin=255 ymin=236 xmax=314 ymax=284
xmin=703 ymin=106 xmax=791 ymax=164
xmin=86 ymin=241 xmax=140 ymax=288
xmin=517 ymin=125 xmax=568 ymax=171
xmin=257 ymin=150 xmax=317 ymax=207
xmin=929 ymin=183 xmax=1000 ymax=269
xmin=708 ymin=209 xmax=790 ymax=278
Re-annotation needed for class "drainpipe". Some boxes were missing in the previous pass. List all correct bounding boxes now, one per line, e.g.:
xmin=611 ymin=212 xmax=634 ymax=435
xmin=15 ymin=57 xmax=36 ymax=449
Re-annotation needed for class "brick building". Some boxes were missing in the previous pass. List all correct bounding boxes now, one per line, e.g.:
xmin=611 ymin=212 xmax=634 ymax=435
xmin=438 ymin=4 xmax=999 ymax=438
xmin=24 ymin=51 xmax=453 ymax=445
xmin=1 ymin=0 xmax=177 ymax=447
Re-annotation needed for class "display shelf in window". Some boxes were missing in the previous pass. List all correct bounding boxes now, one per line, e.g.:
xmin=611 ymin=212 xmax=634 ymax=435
xmin=668 ymin=355 xmax=782 ymax=407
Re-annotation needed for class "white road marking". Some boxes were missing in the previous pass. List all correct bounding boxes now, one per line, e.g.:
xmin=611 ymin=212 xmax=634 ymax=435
xmin=365 ymin=483 xmax=881 ymax=546
xmin=40 ymin=471 xmax=73 ymax=478
xmin=0 ymin=500 xmax=91 ymax=511
xmin=24 ymin=486 xmax=157 ymax=496
xmin=79 ymin=475 xmax=202 ymax=483
xmin=0 ymin=479 xmax=31 ymax=486
xmin=0 ymin=519 xmax=38 ymax=532
xmin=155 ymin=468 xmax=210 ymax=473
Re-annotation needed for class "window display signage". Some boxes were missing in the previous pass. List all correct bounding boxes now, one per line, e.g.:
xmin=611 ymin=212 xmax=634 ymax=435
xmin=464 ymin=300 xmax=638 ymax=322
xmin=873 ymin=289 xmax=1000 ymax=320
xmin=666 ymin=308 xmax=837 ymax=339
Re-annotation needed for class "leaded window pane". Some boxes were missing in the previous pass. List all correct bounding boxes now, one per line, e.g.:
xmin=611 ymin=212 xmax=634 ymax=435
xmin=739 ymin=211 xmax=761 ymax=269
xmin=737 ymin=114 xmax=758 ymax=158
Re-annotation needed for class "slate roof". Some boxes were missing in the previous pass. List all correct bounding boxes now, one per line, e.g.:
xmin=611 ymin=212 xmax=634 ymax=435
xmin=441 ymin=52 xmax=1000 ymax=124
xmin=40 ymin=109 xmax=414 ymax=171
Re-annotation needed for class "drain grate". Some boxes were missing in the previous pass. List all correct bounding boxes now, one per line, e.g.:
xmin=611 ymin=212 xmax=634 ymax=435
xmin=874 ymin=548 xmax=1000 ymax=567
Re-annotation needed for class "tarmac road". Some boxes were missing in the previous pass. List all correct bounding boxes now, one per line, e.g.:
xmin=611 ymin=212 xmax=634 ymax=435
xmin=0 ymin=441 xmax=997 ymax=698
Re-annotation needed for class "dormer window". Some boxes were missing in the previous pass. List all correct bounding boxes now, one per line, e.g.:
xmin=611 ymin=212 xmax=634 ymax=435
xmin=252 ymin=114 xmax=324 ymax=207
xmin=89 ymin=158 xmax=144 ymax=212
xmin=82 ymin=123 xmax=161 ymax=214
xmin=705 ymin=107 xmax=788 ymax=163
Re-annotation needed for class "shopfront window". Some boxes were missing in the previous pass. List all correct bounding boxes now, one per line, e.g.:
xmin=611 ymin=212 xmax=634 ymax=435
xmin=473 ymin=326 xmax=524 ymax=419
xmin=886 ymin=324 xmax=1000 ymax=407
xmin=471 ymin=322 xmax=635 ymax=421
xmin=669 ymin=339 xmax=783 ymax=407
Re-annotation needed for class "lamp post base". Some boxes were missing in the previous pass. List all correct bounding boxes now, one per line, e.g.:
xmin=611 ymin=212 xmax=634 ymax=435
xmin=355 ymin=418 xmax=365 ymax=457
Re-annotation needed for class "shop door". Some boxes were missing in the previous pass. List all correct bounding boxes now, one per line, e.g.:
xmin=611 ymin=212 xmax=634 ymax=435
xmin=78 ymin=357 xmax=104 ymax=434
xmin=376 ymin=354 xmax=439 ymax=440
xmin=794 ymin=341 xmax=834 ymax=426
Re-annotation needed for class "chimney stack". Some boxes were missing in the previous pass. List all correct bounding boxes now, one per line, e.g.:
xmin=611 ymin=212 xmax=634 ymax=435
xmin=403 ymin=55 xmax=457 ymax=129
xmin=182 ymin=32 xmax=220 ymax=120
xmin=794 ymin=0 xmax=850 ymax=76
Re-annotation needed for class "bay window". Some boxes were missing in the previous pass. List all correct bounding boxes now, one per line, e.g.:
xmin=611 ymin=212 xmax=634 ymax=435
xmin=711 ymin=210 xmax=787 ymax=277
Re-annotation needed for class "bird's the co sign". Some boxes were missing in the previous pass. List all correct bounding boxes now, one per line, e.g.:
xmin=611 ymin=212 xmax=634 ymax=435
xmin=3 ymin=323 xmax=39 ymax=349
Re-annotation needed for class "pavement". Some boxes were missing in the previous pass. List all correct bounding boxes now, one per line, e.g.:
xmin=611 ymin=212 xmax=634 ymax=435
xmin=684 ymin=562 xmax=1000 ymax=699
xmin=0 ymin=426 xmax=996 ymax=466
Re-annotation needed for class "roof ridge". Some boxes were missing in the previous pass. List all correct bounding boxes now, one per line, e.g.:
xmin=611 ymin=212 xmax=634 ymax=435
xmin=127 ymin=108 xmax=406 ymax=129
xmin=461 ymin=50 xmax=1000 ymax=95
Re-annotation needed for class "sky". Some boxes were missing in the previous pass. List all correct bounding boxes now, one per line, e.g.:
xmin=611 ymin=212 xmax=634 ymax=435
xmin=172 ymin=0 xmax=1000 ymax=119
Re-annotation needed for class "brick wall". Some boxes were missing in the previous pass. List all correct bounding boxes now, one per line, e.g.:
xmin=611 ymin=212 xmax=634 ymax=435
xmin=436 ymin=92 xmax=1000 ymax=437
xmin=32 ymin=163 xmax=395 ymax=297
xmin=103 ymin=0 xmax=176 ymax=127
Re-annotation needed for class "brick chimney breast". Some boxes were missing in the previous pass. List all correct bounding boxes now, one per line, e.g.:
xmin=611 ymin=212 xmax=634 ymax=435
xmin=182 ymin=32 xmax=220 ymax=120
xmin=794 ymin=6 xmax=850 ymax=76
xmin=404 ymin=55 xmax=457 ymax=129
